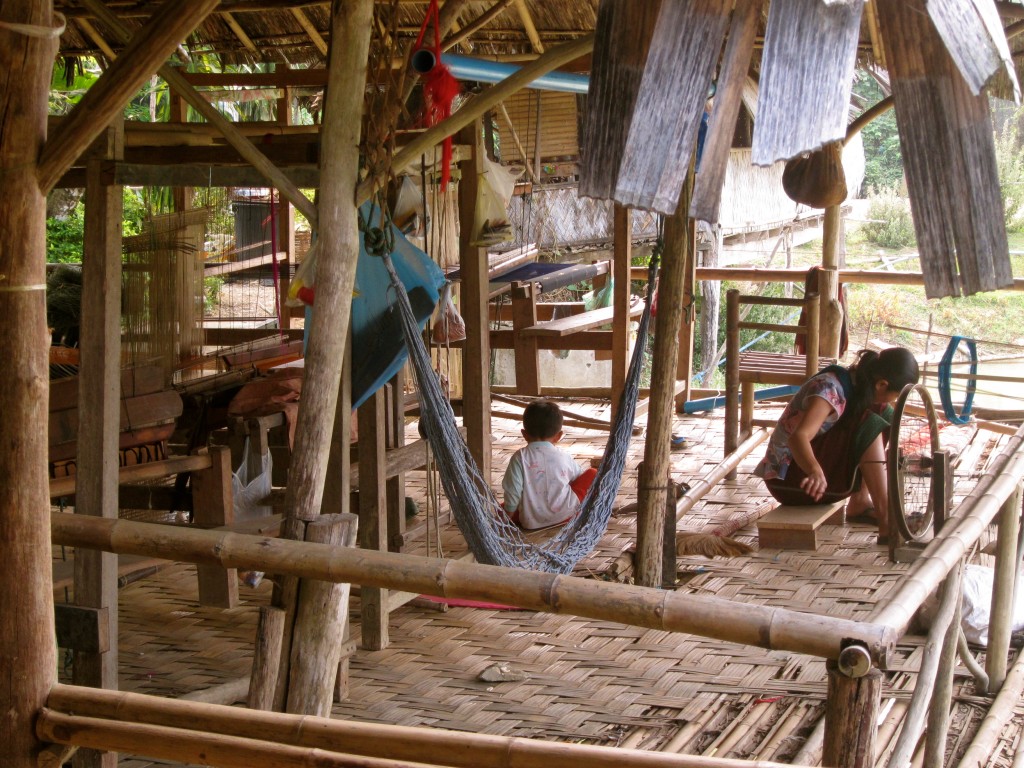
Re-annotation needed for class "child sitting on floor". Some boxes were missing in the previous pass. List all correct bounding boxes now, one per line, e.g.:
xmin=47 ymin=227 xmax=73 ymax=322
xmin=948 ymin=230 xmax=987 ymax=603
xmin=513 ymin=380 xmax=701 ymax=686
xmin=501 ymin=400 xmax=598 ymax=530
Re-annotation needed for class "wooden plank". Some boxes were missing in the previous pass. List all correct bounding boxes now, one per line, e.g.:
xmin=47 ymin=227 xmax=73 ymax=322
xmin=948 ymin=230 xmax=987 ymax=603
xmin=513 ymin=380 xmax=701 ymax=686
xmin=579 ymin=0 xmax=662 ymax=201
xmin=615 ymin=0 xmax=729 ymax=213
xmin=926 ymin=0 xmax=1018 ymax=98
xmin=520 ymin=302 xmax=643 ymax=337
xmin=49 ymin=454 xmax=213 ymax=499
xmin=752 ymin=0 xmax=863 ymax=165
xmin=690 ymin=0 xmax=761 ymax=222
xmin=48 ymin=422 xmax=176 ymax=465
xmin=55 ymin=605 xmax=109 ymax=654
xmin=48 ymin=390 xmax=183 ymax=449
xmin=49 ymin=364 xmax=164 ymax=412
xmin=757 ymin=502 xmax=844 ymax=551
xmin=511 ymin=282 xmax=541 ymax=395
xmin=611 ymin=205 xmax=631 ymax=420
xmin=877 ymin=0 xmax=1012 ymax=298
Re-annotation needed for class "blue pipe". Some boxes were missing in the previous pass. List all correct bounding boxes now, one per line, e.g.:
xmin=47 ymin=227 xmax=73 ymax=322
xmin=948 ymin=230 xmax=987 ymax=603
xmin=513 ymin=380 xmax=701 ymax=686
xmin=681 ymin=385 xmax=800 ymax=414
xmin=440 ymin=53 xmax=590 ymax=94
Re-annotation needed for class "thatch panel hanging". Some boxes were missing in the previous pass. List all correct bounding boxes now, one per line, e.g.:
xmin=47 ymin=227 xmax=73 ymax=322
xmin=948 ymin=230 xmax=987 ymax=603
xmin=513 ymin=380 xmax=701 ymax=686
xmin=613 ymin=0 xmax=731 ymax=214
xmin=925 ymin=0 xmax=1020 ymax=101
xmin=578 ymin=0 xmax=662 ymax=202
xmin=751 ymin=0 xmax=863 ymax=166
xmin=877 ymin=0 xmax=1012 ymax=298
xmin=690 ymin=0 xmax=762 ymax=223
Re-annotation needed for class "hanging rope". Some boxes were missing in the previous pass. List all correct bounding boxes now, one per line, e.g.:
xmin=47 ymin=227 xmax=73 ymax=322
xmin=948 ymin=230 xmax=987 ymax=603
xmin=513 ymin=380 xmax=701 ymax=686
xmin=363 ymin=204 xmax=659 ymax=572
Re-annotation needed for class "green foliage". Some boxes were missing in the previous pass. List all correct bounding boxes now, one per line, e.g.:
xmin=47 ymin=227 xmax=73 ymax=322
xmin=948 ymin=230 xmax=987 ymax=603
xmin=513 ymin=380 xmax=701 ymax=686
xmin=203 ymin=276 xmax=224 ymax=311
xmin=46 ymin=188 xmax=148 ymax=263
xmin=862 ymin=188 xmax=916 ymax=249
xmin=853 ymin=72 xmax=904 ymax=192
xmin=993 ymin=112 xmax=1024 ymax=233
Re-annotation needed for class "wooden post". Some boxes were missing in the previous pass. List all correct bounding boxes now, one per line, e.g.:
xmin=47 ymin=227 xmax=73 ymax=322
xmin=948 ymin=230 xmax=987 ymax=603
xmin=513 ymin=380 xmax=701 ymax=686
xmin=822 ymin=660 xmax=881 ymax=768
xmin=286 ymin=514 xmax=357 ymax=716
xmin=322 ymin=330 xmax=352 ymax=517
xmin=987 ymin=482 xmax=1022 ymax=690
xmin=191 ymin=445 xmax=238 ymax=608
xmin=72 ymin=122 xmax=124 ymax=768
xmin=611 ymin=205 xmax=631 ymax=422
xmin=247 ymin=607 xmax=286 ymax=711
xmin=357 ymin=390 xmax=390 ymax=650
xmin=819 ymin=205 xmax=843 ymax=358
xmin=511 ymin=281 xmax=541 ymax=396
xmin=386 ymin=372 xmax=406 ymax=552
xmin=270 ymin=0 xmax=374 ymax=712
xmin=0 ymin=2 xmax=58 ymax=763
xmin=458 ymin=121 xmax=493 ymax=479
xmin=677 ymin=219 xmax=697 ymax=401
xmin=724 ymin=289 xmax=740 ymax=476
xmin=635 ymin=177 xmax=692 ymax=587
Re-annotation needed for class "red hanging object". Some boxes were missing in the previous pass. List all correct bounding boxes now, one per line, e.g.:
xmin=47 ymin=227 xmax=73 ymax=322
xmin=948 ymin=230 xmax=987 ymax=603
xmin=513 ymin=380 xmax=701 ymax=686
xmin=411 ymin=0 xmax=460 ymax=191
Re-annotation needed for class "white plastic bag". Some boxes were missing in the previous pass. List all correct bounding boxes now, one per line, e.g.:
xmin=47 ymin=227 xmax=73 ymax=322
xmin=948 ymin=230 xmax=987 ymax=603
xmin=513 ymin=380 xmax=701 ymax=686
xmin=921 ymin=564 xmax=1024 ymax=645
xmin=474 ymin=158 xmax=524 ymax=244
xmin=232 ymin=437 xmax=273 ymax=522
xmin=431 ymin=281 xmax=466 ymax=344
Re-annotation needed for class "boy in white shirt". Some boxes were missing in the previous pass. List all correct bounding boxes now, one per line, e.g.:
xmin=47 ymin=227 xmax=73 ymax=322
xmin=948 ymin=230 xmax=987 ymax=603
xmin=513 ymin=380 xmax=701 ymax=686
xmin=501 ymin=400 xmax=597 ymax=530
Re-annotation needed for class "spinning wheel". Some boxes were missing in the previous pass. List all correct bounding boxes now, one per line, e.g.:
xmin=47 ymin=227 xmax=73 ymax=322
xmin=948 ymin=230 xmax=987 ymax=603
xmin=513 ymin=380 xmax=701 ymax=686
xmin=887 ymin=383 xmax=940 ymax=542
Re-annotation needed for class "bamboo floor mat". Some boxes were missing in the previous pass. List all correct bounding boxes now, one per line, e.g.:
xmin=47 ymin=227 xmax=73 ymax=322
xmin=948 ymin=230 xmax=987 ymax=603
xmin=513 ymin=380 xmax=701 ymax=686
xmin=53 ymin=398 xmax=1024 ymax=767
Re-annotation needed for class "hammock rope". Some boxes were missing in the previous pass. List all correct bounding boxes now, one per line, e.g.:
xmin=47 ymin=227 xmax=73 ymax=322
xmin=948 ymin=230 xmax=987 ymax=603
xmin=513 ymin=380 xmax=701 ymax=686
xmin=362 ymin=207 xmax=659 ymax=573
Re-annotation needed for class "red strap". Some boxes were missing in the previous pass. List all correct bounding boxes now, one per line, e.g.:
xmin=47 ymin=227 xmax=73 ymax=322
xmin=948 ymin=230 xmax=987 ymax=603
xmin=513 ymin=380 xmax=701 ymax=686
xmin=413 ymin=0 xmax=441 ymax=53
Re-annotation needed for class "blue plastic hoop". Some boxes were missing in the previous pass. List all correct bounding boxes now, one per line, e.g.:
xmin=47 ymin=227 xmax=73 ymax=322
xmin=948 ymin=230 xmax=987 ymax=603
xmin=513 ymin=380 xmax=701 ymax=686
xmin=937 ymin=335 xmax=977 ymax=425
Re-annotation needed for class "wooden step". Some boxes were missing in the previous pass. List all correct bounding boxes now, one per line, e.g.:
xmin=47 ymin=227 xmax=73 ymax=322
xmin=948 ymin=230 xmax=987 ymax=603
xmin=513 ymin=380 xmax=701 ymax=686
xmin=519 ymin=301 xmax=643 ymax=337
xmin=757 ymin=501 xmax=844 ymax=550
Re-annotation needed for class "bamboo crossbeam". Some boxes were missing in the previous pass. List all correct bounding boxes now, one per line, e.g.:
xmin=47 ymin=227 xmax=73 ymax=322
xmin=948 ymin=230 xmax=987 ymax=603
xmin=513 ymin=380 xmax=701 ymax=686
xmin=870 ymin=425 xmax=1024 ymax=633
xmin=676 ymin=429 xmax=770 ymax=523
xmin=49 ymin=510 xmax=894 ymax=662
xmin=956 ymin=647 xmax=1024 ymax=767
xmin=44 ymin=685 xmax=808 ymax=768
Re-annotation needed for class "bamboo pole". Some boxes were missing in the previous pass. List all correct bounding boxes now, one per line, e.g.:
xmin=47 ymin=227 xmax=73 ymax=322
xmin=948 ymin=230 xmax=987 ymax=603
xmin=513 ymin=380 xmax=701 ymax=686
xmin=676 ymin=267 xmax=1024 ymax=291
xmin=249 ymin=607 xmax=286 ymax=710
xmin=74 ymin=0 xmax=319 ymax=228
xmin=885 ymin=561 xmax=963 ymax=768
xmin=923 ymin=568 xmax=964 ymax=768
xmin=986 ymin=482 xmax=1022 ymax=690
xmin=50 ymin=511 xmax=893 ymax=662
xmin=37 ymin=0 xmax=220 ymax=193
xmin=870 ymin=425 xmax=1024 ymax=634
xmin=1 ymin=1 xmax=59 ymax=763
xmin=675 ymin=429 xmax=771 ymax=522
xmin=956 ymin=649 xmax=1024 ymax=768
xmin=636 ymin=175 xmax=692 ymax=587
xmin=357 ymin=33 xmax=595 ymax=203
xmin=43 ymin=685 xmax=809 ymax=768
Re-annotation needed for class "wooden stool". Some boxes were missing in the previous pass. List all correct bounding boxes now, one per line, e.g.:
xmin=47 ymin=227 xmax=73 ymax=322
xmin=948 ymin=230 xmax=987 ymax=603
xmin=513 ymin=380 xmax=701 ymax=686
xmin=757 ymin=501 xmax=845 ymax=550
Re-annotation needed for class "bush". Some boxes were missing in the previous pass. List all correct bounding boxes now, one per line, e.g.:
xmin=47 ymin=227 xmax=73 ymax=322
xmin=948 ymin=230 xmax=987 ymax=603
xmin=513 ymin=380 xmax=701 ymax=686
xmin=994 ymin=113 xmax=1024 ymax=233
xmin=861 ymin=188 xmax=916 ymax=249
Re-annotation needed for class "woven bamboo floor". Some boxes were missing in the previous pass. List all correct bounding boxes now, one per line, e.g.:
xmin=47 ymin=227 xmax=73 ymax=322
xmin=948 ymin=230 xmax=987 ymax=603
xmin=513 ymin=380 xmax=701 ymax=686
xmin=54 ymin=399 xmax=1024 ymax=767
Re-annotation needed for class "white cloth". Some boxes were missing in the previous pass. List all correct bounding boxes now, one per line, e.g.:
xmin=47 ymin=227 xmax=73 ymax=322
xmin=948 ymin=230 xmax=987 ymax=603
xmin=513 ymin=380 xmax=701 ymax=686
xmin=502 ymin=441 xmax=584 ymax=530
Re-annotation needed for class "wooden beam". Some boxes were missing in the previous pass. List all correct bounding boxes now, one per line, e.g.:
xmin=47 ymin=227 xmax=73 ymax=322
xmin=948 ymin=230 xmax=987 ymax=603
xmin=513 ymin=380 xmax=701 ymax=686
xmin=442 ymin=0 xmax=515 ymax=51
xmin=73 ymin=0 xmax=320 ymax=229
xmin=55 ymin=606 xmax=110 ymax=655
xmin=290 ymin=7 xmax=329 ymax=57
xmin=38 ymin=0 xmax=220 ymax=192
xmin=611 ymin=205 xmax=631 ymax=422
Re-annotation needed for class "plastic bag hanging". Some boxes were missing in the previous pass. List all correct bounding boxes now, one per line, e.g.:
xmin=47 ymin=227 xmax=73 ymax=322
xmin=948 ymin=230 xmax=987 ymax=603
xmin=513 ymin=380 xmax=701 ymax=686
xmin=431 ymin=281 xmax=466 ymax=344
xmin=286 ymin=238 xmax=319 ymax=307
xmin=410 ymin=0 xmax=460 ymax=192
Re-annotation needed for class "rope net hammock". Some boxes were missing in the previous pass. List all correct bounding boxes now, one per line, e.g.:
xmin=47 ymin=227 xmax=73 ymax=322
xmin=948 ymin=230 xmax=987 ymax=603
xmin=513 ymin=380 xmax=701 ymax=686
xmin=372 ymin=217 xmax=658 ymax=573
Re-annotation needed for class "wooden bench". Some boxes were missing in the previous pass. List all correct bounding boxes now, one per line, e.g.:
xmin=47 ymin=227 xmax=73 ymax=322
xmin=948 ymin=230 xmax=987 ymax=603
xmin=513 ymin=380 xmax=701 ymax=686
xmin=757 ymin=501 xmax=845 ymax=550
xmin=519 ymin=301 xmax=644 ymax=337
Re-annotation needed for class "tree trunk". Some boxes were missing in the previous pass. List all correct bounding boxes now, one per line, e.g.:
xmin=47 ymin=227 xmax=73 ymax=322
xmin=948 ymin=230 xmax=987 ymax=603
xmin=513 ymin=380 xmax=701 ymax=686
xmin=0 ymin=1 xmax=59 ymax=763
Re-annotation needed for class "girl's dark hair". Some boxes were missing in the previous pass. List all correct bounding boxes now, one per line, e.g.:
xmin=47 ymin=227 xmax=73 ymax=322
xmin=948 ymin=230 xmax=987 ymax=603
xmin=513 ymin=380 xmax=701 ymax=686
xmin=844 ymin=347 xmax=920 ymax=422
xmin=523 ymin=399 xmax=563 ymax=439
